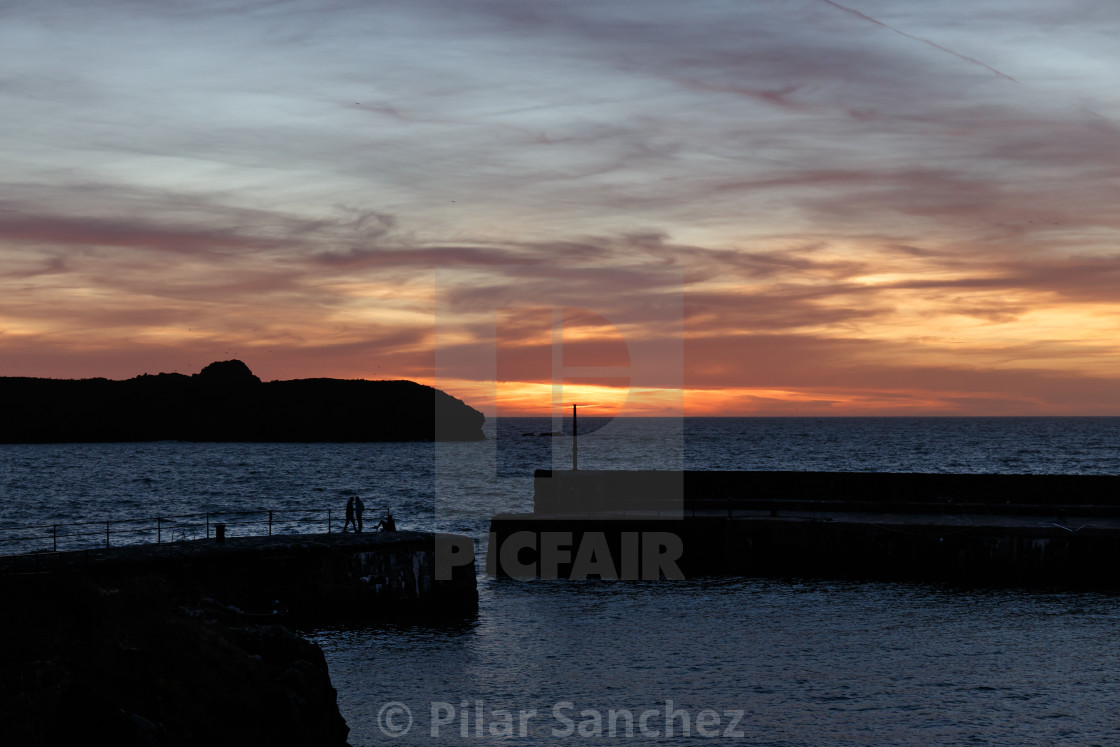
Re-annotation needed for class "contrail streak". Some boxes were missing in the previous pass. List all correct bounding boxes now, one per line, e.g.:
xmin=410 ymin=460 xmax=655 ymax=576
xmin=820 ymin=0 xmax=1017 ymax=82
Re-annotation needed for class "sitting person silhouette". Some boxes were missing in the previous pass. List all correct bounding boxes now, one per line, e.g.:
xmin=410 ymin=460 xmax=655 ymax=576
xmin=374 ymin=508 xmax=397 ymax=532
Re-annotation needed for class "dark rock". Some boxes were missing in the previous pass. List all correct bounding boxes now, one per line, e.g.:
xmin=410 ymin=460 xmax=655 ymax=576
xmin=0 ymin=572 xmax=350 ymax=746
xmin=195 ymin=359 xmax=262 ymax=386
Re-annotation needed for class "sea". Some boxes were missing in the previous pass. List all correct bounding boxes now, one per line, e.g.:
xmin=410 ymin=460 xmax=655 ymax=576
xmin=3 ymin=417 xmax=1120 ymax=745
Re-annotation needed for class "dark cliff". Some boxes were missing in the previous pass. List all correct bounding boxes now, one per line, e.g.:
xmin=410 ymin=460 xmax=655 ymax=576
xmin=0 ymin=571 xmax=350 ymax=747
xmin=0 ymin=360 xmax=485 ymax=442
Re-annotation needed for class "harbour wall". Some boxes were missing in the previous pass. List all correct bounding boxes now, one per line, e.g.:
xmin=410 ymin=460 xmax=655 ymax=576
xmin=494 ymin=470 xmax=1120 ymax=586
xmin=2 ymin=530 xmax=478 ymax=618
xmin=532 ymin=469 xmax=1120 ymax=514
xmin=488 ymin=514 xmax=1120 ymax=586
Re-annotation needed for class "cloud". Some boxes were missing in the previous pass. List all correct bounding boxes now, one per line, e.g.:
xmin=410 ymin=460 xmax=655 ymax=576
xmin=0 ymin=212 xmax=296 ymax=255
xmin=313 ymin=246 xmax=541 ymax=270
xmin=3 ymin=1 xmax=1120 ymax=412
xmin=683 ymin=332 xmax=1120 ymax=413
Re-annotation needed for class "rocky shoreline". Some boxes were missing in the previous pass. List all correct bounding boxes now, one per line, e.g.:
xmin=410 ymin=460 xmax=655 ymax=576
xmin=0 ymin=570 xmax=351 ymax=746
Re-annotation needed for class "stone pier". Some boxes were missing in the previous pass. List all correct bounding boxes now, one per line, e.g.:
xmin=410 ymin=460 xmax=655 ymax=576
xmin=1 ymin=530 xmax=478 ymax=618
xmin=488 ymin=470 xmax=1120 ymax=587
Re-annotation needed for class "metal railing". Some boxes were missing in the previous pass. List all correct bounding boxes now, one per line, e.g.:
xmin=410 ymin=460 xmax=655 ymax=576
xmin=0 ymin=508 xmax=337 ymax=559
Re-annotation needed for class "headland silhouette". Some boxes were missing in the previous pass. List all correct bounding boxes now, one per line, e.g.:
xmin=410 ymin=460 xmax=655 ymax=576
xmin=0 ymin=360 xmax=485 ymax=442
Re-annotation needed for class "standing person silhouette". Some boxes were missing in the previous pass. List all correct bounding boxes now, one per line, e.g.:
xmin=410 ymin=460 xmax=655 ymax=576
xmin=343 ymin=496 xmax=356 ymax=533
xmin=355 ymin=495 xmax=365 ymax=533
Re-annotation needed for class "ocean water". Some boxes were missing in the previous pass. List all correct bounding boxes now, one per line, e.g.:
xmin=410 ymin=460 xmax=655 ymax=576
xmin=3 ymin=417 xmax=1120 ymax=745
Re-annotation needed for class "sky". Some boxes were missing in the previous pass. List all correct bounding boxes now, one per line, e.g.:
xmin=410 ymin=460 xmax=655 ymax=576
xmin=3 ymin=0 xmax=1120 ymax=416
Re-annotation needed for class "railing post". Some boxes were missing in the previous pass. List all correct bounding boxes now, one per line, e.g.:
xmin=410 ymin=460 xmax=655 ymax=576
xmin=268 ymin=510 xmax=273 ymax=536
xmin=206 ymin=512 xmax=210 ymax=539
xmin=157 ymin=517 xmax=162 ymax=544
xmin=52 ymin=525 xmax=57 ymax=552
xmin=328 ymin=509 xmax=332 ymax=534
xmin=105 ymin=521 xmax=110 ymax=549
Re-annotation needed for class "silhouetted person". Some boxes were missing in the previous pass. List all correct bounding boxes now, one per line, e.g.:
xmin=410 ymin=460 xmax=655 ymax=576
xmin=355 ymin=495 xmax=365 ymax=533
xmin=375 ymin=508 xmax=396 ymax=532
xmin=343 ymin=496 xmax=356 ymax=532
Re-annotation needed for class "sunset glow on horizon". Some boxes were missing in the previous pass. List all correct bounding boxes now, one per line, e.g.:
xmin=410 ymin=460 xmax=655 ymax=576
xmin=4 ymin=1 xmax=1120 ymax=416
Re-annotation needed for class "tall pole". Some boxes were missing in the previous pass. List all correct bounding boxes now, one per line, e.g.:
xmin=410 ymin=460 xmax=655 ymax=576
xmin=572 ymin=403 xmax=578 ymax=471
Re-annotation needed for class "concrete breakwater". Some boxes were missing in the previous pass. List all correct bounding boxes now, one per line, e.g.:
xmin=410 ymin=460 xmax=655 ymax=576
xmin=1 ymin=530 xmax=479 ymax=618
xmin=489 ymin=470 xmax=1120 ymax=586
xmin=531 ymin=469 xmax=1120 ymax=515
